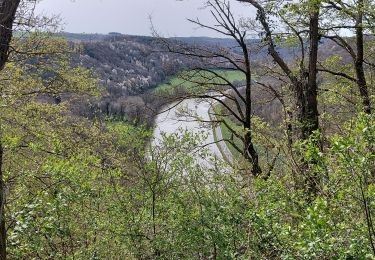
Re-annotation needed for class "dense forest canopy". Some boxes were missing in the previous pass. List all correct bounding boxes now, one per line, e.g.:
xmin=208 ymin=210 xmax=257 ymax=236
xmin=0 ymin=0 xmax=374 ymax=259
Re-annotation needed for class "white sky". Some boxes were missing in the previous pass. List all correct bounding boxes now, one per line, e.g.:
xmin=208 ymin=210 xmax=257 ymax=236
xmin=35 ymin=0 xmax=254 ymax=37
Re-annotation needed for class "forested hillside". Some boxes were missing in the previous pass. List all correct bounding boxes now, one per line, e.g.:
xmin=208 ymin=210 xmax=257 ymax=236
xmin=0 ymin=0 xmax=374 ymax=259
xmin=62 ymin=32 xmax=354 ymax=126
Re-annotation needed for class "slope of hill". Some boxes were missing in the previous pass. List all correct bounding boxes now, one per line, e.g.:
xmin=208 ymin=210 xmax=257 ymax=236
xmin=70 ymin=33 xmax=196 ymax=97
xmin=61 ymin=32 xmax=353 ymax=126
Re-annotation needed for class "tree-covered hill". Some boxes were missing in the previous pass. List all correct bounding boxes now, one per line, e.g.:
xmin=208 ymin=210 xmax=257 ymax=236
xmin=64 ymin=32 xmax=353 ymax=97
xmin=60 ymin=32 xmax=354 ymax=126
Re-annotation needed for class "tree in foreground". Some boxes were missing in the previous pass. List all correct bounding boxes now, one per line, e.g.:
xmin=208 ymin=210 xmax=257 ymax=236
xmin=0 ymin=0 xmax=25 ymax=258
xmin=157 ymin=0 xmax=263 ymax=176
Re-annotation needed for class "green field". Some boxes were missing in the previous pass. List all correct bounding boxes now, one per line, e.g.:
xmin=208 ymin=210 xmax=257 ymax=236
xmin=212 ymin=106 xmax=244 ymax=158
xmin=155 ymin=69 xmax=245 ymax=94
xmin=219 ymin=119 xmax=243 ymax=158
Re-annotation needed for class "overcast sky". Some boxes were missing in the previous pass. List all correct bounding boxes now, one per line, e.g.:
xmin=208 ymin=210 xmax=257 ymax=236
xmin=35 ymin=0 xmax=254 ymax=37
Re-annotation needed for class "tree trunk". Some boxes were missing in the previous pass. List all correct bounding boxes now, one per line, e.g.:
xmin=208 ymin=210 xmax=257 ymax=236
xmin=0 ymin=1 xmax=21 ymax=258
xmin=294 ymin=2 xmax=320 ymax=140
xmin=304 ymin=3 xmax=320 ymax=139
xmin=301 ymin=4 xmax=321 ymax=199
xmin=295 ymin=81 xmax=306 ymax=140
xmin=244 ymin=131 xmax=261 ymax=176
xmin=243 ymin=39 xmax=262 ymax=177
xmin=0 ymin=0 xmax=20 ymax=70
xmin=355 ymin=0 xmax=371 ymax=114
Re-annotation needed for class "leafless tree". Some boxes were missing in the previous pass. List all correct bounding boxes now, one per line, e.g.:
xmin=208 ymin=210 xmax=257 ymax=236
xmin=237 ymin=0 xmax=321 ymax=141
xmin=155 ymin=0 xmax=263 ymax=176
xmin=235 ymin=0 xmax=323 ymax=199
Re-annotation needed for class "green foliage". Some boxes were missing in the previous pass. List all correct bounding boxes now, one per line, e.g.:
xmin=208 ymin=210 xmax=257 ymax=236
xmin=242 ymin=113 xmax=375 ymax=259
xmin=103 ymin=113 xmax=373 ymax=259
xmin=3 ymin=69 xmax=375 ymax=259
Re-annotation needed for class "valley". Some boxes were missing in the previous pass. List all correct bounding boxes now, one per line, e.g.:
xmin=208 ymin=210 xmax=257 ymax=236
xmin=1 ymin=0 xmax=374 ymax=258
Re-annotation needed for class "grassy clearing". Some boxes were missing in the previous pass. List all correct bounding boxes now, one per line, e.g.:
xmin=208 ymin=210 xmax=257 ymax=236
xmin=213 ymin=105 xmax=244 ymax=158
xmin=155 ymin=69 xmax=245 ymax=94
xmin=219 ymin=119 xmax=243 ymax=158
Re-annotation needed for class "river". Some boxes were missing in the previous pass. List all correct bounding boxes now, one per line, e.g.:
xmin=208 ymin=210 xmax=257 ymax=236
xmin=153 ymin=98 xmax=230 ymax=167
